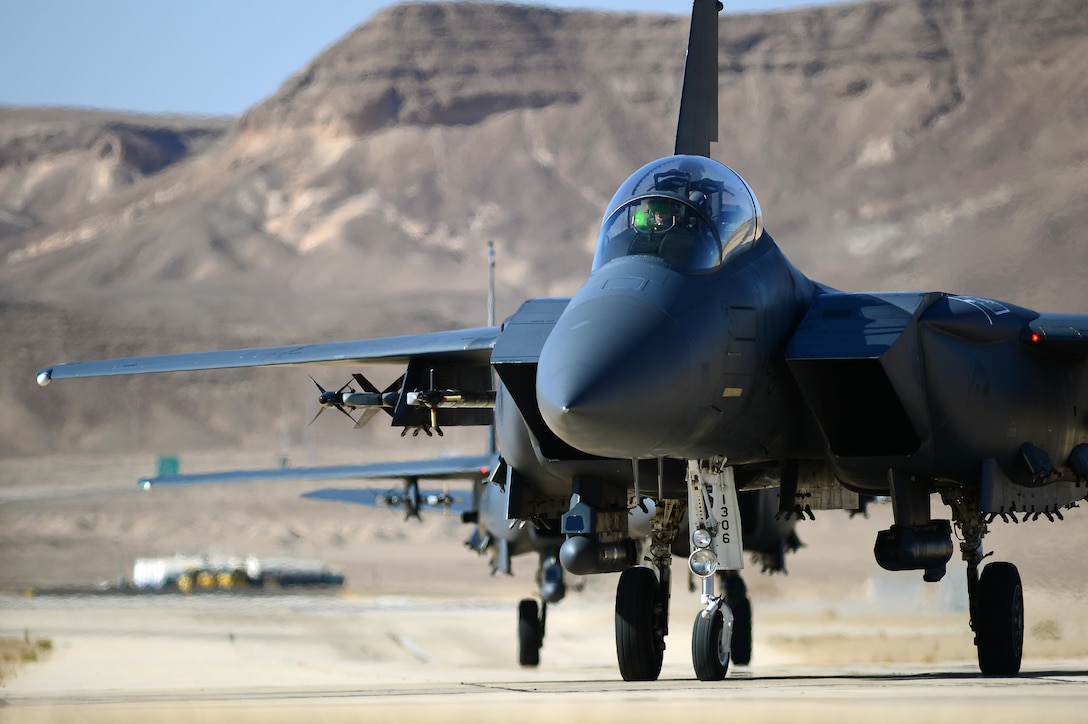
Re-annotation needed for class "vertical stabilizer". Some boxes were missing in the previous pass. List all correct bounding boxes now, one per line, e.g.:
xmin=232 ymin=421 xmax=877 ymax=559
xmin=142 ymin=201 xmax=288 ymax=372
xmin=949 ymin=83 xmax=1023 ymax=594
xmin=674 ymin=0 xmax=721 ymax=157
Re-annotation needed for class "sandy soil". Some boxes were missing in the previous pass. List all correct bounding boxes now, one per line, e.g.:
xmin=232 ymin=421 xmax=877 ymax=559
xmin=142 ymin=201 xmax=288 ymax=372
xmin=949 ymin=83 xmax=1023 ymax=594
xmin=2 ymin=591 xmax=1088 ymax=723
xmin=3 ymin=449 xmax=1088 ymax=696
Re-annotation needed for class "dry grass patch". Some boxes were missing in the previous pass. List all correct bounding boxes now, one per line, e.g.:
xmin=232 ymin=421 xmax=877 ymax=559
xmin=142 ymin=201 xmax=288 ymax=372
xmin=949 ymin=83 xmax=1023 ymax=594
xmin=0 ymin=633 xmax=53 ymax=684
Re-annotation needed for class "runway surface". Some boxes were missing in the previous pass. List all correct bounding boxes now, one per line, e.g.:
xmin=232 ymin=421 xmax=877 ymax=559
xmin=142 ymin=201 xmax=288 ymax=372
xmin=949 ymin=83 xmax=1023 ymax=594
xmin=3 ymin=592 xmax=1088 ymax=723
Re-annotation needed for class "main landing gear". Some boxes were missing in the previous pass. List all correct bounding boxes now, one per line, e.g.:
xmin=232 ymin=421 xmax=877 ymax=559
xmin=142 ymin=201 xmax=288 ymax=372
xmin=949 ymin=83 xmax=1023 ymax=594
xmin=517 ymin=550 xmax=567 ymax=667
xmin=615 ymin=499 xmax=682 ymax=681
xmin=518 ymin=598 xmax=545 ymax=666
xmin=881 ymin=473 xmax=1024 ymax=676
xmin=941 ymin=487 xmax=1024 ymax=676
xmin=975 ymin=562 xmax=1023 ymax=675
xmin=616 ymin=566 xmax=667 ymax=680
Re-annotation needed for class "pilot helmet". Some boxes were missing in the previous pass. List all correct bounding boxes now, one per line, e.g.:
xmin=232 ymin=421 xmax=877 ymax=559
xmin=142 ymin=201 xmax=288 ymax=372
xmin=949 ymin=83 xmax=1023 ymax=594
xmin=632 ymin=197 xmax=683 ymax=234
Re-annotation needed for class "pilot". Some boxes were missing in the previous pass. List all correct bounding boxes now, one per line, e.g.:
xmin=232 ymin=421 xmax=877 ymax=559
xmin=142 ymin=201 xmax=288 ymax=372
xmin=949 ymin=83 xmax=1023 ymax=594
xmin=632 ymin=198 xmax=681 ymax=234
xmin=627 ymin=197 xmax=697 ymax=267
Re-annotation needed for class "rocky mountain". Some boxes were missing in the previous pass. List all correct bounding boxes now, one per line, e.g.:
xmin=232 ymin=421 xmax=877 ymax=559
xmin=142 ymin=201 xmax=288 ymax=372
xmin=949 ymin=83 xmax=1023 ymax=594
xmin=0 ymin=108 xmax=230 ymax=245
xmin=2 ymin=0 xmax=1087 ymax=457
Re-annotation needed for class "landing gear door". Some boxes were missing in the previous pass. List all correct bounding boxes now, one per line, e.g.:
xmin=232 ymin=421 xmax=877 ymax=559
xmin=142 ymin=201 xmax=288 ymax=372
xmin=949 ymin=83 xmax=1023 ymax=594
xmin=687 ymin=459 xmax=745 ymax=572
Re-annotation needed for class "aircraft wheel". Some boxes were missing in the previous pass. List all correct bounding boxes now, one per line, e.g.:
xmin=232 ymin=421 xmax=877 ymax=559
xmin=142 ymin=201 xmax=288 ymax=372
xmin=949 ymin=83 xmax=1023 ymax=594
xmin=723 ymin=575 xmax=752 ymax=666
xmin=975 ymin=562 xmax=1023 ymax=676
xmin=518 ymin=598 xmax=542 ymax=667
xmin=615 ymin=566 xmax=664 ymax=681
xmin=692 ymin=606 xmax=731 ymax=681
xmin=728 ymin=593 xmax=752 ymax=666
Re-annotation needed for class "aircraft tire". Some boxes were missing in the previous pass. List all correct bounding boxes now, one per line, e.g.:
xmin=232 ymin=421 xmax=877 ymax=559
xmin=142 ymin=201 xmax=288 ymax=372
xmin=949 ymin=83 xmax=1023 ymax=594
xmin=729 ymin=594 xmax=752 ymax=666
xmin=692 ymin=607 xmax=730 ymax=681
xmin=615 ymin=566 xmax=663 ymax=681
xmin=723 ymin=574 xmax=752 ymax=666
xmin=976 ymin=562 xmax=1023 ymax=676
xmin=518 ymin=598 xmax=542 ymax=667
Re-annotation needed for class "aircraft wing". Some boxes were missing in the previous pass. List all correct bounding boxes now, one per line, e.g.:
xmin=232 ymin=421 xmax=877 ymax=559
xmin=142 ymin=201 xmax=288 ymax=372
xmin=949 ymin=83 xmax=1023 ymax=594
xmin=1023 ymin=313 xmax=1088 ymax=358
xmin=140 ymin=454 xmax=498 ymax=517
xmin=36 ymin=326 xmax=500 ymax=385
xmin=139 ymin=454 xmax=498 ymax=488
xmin=300 ymin=487 xmax=473 ymax=515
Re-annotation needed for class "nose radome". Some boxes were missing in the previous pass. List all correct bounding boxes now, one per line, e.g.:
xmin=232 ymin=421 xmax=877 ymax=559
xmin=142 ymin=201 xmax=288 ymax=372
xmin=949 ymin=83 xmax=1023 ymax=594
xmin=536 ymin=295 xmax=694 ymax=459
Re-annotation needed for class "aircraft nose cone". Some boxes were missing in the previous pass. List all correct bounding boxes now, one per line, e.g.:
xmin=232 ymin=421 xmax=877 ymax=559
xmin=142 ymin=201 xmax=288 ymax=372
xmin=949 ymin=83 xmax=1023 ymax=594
xmin=537 ymin=295 xmax=694 ymax=458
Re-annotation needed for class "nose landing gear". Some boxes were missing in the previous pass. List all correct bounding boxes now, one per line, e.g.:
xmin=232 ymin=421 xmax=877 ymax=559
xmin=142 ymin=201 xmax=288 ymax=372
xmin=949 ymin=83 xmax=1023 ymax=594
xmin=614 ymin=460 xmax=747 ymax=682
xmin=692 ymin=601 xmax=733 ymax=681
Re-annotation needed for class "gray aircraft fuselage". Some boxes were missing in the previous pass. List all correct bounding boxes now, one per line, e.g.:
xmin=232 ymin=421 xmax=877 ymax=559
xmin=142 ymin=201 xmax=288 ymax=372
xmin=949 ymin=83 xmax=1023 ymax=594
xmin=537 ymin=235 xmax=814 ymax=463
xmin=495 ymin=228 xmax=1088 ymax=502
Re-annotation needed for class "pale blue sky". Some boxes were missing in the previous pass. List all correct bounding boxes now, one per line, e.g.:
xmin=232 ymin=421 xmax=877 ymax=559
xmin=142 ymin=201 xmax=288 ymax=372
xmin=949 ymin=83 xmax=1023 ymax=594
xmin=1 ymin=0 xmax=849 ymax=116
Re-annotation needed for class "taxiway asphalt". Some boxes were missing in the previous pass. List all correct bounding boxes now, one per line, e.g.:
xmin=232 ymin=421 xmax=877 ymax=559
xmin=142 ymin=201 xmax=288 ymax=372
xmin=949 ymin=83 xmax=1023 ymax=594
xmin=2 ymin=593 xmax=1088 ymax=723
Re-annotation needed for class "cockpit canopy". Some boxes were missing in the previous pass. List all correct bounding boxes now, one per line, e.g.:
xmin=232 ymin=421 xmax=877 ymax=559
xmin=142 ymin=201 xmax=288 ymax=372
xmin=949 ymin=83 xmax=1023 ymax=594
xmin=592 ymin=155 xmax=764 ymax=273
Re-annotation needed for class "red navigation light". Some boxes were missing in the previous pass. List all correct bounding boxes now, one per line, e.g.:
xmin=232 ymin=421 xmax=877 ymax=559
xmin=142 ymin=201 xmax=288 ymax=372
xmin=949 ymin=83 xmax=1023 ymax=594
xmin=480 ymin=466 xmax=490 ymax=475
xmin=1030 ymin=333 xmax=1041 ymax=343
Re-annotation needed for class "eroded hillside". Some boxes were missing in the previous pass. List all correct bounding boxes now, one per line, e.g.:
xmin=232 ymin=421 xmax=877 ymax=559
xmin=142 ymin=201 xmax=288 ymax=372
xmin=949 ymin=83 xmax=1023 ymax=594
xmin=2 ymin=0 xmax=1086 ymax=456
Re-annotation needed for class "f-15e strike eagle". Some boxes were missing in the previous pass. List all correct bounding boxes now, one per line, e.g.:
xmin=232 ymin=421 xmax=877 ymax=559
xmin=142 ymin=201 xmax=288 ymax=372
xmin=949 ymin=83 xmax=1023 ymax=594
xmin=130 ymin=243 xmax=798 ymax=669
xmin=37 ymin=0 xmax=1088 ymax=681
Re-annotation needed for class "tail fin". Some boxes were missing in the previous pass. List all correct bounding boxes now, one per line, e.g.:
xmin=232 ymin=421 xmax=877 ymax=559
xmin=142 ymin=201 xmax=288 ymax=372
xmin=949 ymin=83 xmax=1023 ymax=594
xmin=674 ymin=0 xmax=721 ymax=157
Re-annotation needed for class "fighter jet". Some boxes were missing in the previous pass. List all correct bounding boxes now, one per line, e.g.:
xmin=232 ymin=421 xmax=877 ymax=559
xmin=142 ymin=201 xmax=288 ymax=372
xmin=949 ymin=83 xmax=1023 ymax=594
xmin=35 ymin=0 xmax=1088 ymax=681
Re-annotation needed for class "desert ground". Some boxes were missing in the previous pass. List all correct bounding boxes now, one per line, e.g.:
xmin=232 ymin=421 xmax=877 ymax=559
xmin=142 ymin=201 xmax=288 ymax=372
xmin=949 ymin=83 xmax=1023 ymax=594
xmin=4 ymin=451 xmax=1088 ymax=721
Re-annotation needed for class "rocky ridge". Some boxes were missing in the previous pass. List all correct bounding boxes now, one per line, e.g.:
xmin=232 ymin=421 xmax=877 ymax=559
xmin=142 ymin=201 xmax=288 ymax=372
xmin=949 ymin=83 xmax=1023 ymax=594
xmin=1 ymin=0 xmax=1086 ymax=457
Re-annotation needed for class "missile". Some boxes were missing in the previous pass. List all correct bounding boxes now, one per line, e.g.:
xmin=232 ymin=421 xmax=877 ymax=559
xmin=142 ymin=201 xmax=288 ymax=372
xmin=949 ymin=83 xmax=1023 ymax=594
xmin=405 ymin=390 xmax=496 ymax=409
xmin=337 ymin=391 xmax=399 ymax=408
xmin=321 ymin=388 xmax=495 ymax=410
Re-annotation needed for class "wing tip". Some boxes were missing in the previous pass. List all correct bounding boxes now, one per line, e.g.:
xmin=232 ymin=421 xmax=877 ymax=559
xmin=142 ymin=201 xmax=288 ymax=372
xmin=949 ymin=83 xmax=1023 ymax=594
xmin=36 ymin=368 xmax=52 ymax=387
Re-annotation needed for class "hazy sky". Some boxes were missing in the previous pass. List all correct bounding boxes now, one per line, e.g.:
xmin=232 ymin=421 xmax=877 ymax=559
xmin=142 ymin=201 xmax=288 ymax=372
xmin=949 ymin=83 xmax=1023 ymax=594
xmin=1 ymin=0 xmax=849 ymax=116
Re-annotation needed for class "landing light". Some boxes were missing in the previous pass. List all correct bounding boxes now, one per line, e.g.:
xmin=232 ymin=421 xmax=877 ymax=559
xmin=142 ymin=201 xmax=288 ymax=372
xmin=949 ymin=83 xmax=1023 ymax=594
xmin=688 ymin=548 xmax=717 ymax=578
xmin=692 ymin=527 xmax=713 ymax=549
